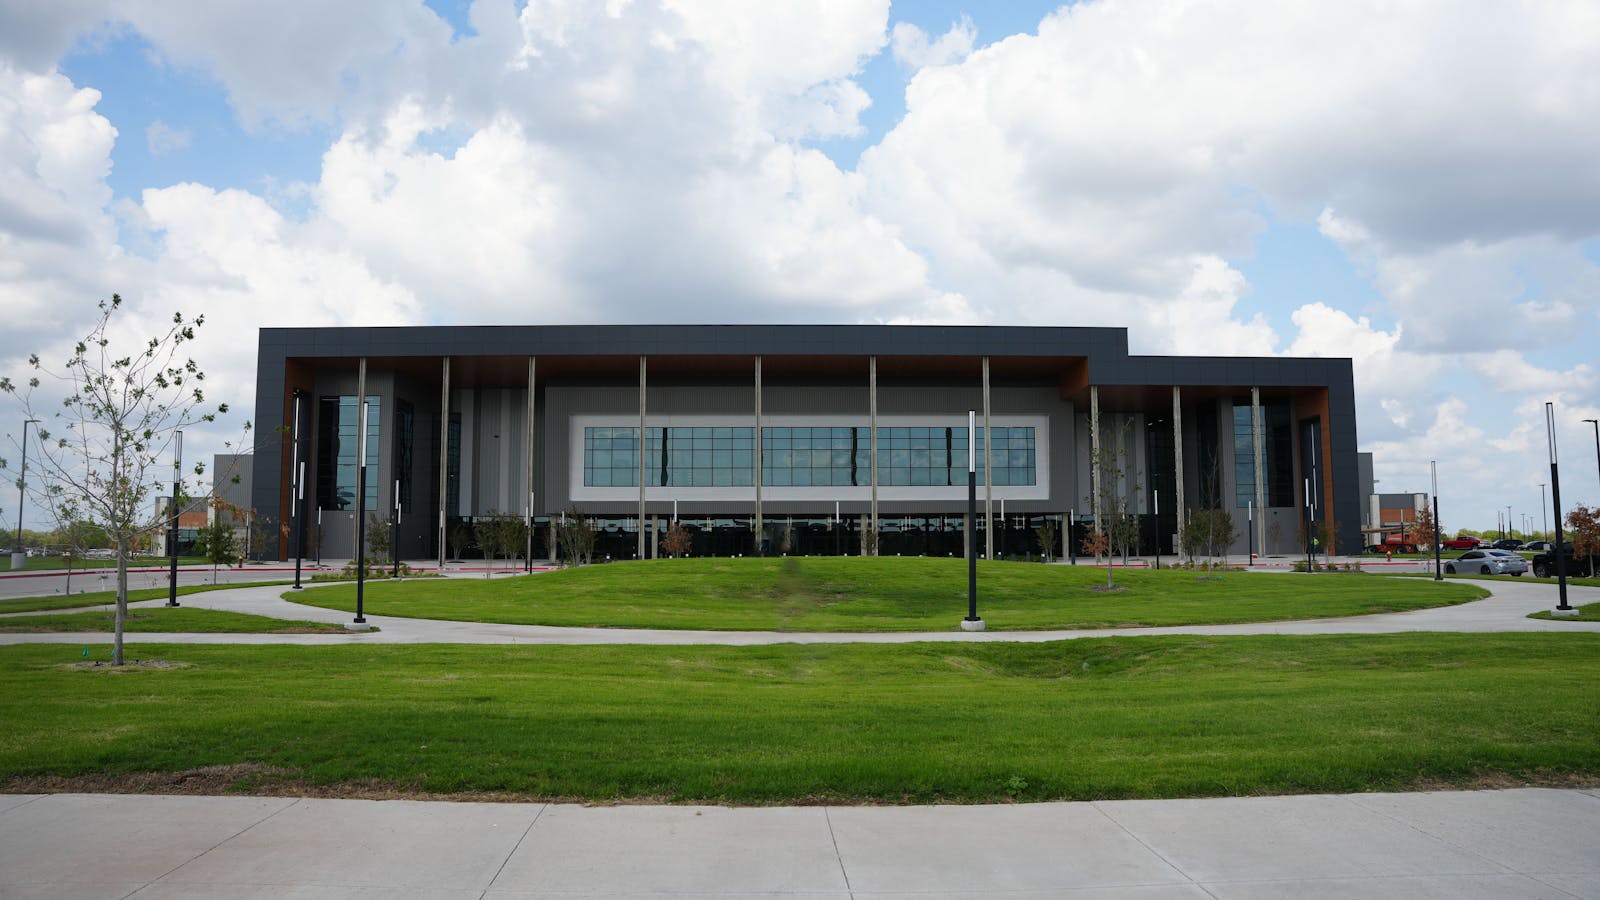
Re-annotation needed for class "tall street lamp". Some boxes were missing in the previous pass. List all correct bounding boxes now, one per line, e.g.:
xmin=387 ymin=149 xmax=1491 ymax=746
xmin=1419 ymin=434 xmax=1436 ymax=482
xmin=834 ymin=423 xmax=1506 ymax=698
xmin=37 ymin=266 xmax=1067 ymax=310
xmin=11 ymin=418 xmax=40 ymax=571
xmin=1505 ymin=505 xmax=1512 ymax=541
xmin=961 ymin=410 xmax=984 ymax=631
xmin=1431 ymin=461 xmax=1442 ymax=582
xmin=1546 ymin=403 xmax=1574 ymax=615
xmin=167 ymin=431 xmax=181 ymax=607
xmin=291 ymin=390 xmax=306 ymax=590
xmin=1584 ymin=419 xmax=1600 ymax=491
xmin=1539 ymin=483 xmax=1547 ymax=538
xmin=353 ymin=397 xmax=370 ymax=628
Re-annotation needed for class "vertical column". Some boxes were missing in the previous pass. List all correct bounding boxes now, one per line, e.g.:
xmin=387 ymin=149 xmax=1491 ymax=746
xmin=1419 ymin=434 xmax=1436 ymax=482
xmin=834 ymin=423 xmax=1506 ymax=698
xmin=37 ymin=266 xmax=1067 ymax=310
xmin=982 ymin=356 xmax=993 ymax=560
xmin=438 ymin=358 xmax=449 ymax=568
xmin=1089 ymin=385 xmax=1101 ymax=525
xmin=537 ymin=353 xmax=544 ymax=563
xmin=1251 ymin=386 xmax=1265 ymax=558
xmin=754 ymin=356 xmax=763 ymax=556
xmin=638 ymin=356 xmax=647 ymax=561
xmin=1172 ymin=386 xmax=1185 ymax=536
xmin=355 ymin=357 xmax=367 ymax=558
xmin=869 ymin=355 xmax=878 ymax=555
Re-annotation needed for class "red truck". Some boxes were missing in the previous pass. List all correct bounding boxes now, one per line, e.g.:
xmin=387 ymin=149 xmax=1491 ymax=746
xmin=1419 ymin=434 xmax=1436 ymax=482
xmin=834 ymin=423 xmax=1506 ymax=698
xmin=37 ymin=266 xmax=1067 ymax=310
xmin=1437 ymin=535 xmax=1481 ymax=551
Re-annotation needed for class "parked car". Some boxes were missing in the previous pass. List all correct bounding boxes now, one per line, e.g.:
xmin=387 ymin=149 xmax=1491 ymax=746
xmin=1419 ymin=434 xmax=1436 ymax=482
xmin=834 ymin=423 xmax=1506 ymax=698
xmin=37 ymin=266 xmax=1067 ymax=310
xmin=1523 ymin=541 xmax=1552 ymax=552
xmin=1437 ymin=536 xmax=1480 ymax=551
xmin=1491 ymin=539 xmax=1524 ymax=551
xmin=1444 ymin=549 xmax=1529 ymax=576
xmin=1531 ymin=545 xmax=1597 ymax=578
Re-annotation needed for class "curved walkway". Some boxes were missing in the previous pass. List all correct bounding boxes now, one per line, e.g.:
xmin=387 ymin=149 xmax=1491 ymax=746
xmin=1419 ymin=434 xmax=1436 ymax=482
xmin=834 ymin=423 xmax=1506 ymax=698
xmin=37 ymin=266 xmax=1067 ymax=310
xmin=2 ymin=575 xmax=1596 ymax=645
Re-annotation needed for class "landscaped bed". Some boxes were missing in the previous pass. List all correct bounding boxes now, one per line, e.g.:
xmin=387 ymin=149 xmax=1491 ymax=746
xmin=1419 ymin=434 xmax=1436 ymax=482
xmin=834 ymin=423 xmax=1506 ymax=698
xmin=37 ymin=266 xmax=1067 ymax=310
xmin=287 ymin=557 xmax=1488 ymax=631
xmin=2 ymin=634 xmax=1595 ymax=803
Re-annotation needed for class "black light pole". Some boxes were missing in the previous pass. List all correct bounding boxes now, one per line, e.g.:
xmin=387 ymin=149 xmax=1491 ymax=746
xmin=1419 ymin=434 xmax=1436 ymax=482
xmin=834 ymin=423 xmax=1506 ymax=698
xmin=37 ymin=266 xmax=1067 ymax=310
xmin=962 ymin=410 xmax=983 ymax=631
xmin=1440 ymin=458 xmax=1452 ymax=576
xmin=1068 ymin=509 xmax=1076 ymax=565
xmin=1247 ymin=500 xmax=1254 ymax=567
xmin=1547 ymin=403 xmax=1573 ymax=614
xmin=354 ymin=399 xmax=369 ymax=628
xmin=11 ymin=418 xmax=39 ymax=571
xmin=392 ymin=479 xmax=402 ymax=579
xmin=1304 ymin=476 xmax=1314 ymax=573
xmin=1152 ymin=489 xmax=1160 ymax=570
xmin=291 ymin=390 xmax=305 ymax=590
xmin=1584 ymin=419 xmax=1600 ymax=491
xmin=1539 ymin=483 xmax=1547 ymax=539
xmin=167 ymin=431 xmax=181 ymax=607
xmin=833 ymin=500 xmax=841 ymax=557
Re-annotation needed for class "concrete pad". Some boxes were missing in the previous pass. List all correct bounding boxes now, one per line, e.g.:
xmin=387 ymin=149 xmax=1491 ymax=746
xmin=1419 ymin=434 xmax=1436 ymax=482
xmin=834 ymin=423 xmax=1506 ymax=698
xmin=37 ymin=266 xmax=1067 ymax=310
xmin=1347 ymin=788 xmax=1600 ymax=876
xmin=490 ymin=804 xmax=848 ymax=895
xmin=1204 ymin=872 xmax=1578 ymax=899
xmin=0 ymin=793 xmax=291 ymax=888
xmin=1535 ymin=872 xmax=1600 ymax=899
xmin=1096 ymin=794 xmax=1504 ymax=883
xmin=159 ymin=797 xmax=542 ymax=893
xmin=129 ymin=885 xmax=484 ymax=899
xmin=827 ymin=803 xmax=1188 ymax=893
xmin=490 ymin=894 xmax=849 ymax=900
xmin=0 ymin=884 xmax=150 ymax=900
xmin=851 ymin=888 xmax=1211 ymax=900
xmin=0 ymin=792 xmax=41 ymax=814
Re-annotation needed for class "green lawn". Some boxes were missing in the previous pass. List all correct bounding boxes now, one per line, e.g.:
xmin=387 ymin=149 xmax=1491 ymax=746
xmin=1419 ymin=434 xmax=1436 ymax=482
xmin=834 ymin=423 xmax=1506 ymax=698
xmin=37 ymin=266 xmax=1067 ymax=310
xmin=1 ymin=634 xmax=1595 ymax=803
xmin=1529 ymin=602 xmax=1600 ymax=622
xmin=0 ymin=606 xmax=346 ymax=634
xmin=288 ymin=557 xmax=1487 ymax=631
xmin=0 ymin=582 xmax=292 ymax=615
xmin=0 ymin=555 xmax=209 ymax=572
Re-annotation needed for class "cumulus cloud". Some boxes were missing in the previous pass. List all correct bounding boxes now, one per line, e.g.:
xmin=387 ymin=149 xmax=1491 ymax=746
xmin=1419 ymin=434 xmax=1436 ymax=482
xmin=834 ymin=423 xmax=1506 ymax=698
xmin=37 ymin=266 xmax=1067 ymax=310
xmin=890 ymin=18 xmax=975 ymax=69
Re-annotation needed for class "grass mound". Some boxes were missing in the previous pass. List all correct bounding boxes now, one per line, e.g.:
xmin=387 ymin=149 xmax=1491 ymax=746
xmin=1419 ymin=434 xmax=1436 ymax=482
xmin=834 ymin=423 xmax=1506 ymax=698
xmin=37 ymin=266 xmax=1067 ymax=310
xmin=288 ymin=556 xmax=1486 ymax=631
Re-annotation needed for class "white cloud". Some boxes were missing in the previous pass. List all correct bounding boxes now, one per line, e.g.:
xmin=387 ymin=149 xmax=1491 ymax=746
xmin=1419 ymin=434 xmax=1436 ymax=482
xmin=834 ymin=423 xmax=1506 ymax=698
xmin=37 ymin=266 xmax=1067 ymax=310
xmin=145 ymin=119 xmax=190 ymax=155
xmin=890 ymin=18 xmax=975 ymax=70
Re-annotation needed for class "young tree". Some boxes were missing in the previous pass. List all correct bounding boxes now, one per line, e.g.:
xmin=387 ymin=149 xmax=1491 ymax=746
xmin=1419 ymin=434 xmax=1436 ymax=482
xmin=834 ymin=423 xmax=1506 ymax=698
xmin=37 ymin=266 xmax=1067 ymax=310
xmin=660 ymin=521 xmax=692 ymax=558
xmin=447 ymin=522 xmax=472 ymax=561
xmin=1081 ymin=529 xmax=1113 ymax=587
xmin=366 ymin=512 xmax=394 ymax=564
xmin=1 ymin=296 xmax=226 ymax=665
xmin=555 ymin=506 xmax=596 ymax=566
xmin=1567 ymin=504 xmax=1599 ymax=577
xmin=1406 ymin=506 xmax=1439 ymax=551
xmin=1033 ymin=519 xmax=1058 ymax=563
xmin=194 ymin=502 xmax=240 ymax=583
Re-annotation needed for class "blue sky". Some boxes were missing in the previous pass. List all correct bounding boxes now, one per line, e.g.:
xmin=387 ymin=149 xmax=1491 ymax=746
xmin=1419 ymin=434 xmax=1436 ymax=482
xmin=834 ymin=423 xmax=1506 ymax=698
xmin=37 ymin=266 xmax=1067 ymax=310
xmin=3 ymin=0 xmax=1599 ymax=536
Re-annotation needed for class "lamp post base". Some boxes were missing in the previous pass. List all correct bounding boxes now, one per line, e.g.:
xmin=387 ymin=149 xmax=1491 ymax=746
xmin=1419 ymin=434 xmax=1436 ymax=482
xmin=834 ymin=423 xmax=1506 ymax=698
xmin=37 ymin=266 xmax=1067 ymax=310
xmin=9 ymin=552 xmax=24 ymax=571
xmin=1551 ymin=607 xmax=1580 ymax=617
xmin=346 ymin=620 xmax=373 ymax=631
xmin=960 ymin=618 xmax=987 ymax=632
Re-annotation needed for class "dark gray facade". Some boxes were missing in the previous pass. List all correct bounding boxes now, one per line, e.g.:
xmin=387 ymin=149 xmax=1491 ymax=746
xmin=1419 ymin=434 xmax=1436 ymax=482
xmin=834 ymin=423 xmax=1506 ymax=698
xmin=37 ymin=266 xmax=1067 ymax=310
xmin=251 ymin=324 xmax=1359 ymax=560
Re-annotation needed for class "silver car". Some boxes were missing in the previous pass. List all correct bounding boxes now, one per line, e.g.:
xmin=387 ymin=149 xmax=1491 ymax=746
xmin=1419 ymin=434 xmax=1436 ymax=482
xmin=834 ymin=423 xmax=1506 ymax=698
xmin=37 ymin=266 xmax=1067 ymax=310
xmin=1445 ymin=549 xmax=1528 ymax=576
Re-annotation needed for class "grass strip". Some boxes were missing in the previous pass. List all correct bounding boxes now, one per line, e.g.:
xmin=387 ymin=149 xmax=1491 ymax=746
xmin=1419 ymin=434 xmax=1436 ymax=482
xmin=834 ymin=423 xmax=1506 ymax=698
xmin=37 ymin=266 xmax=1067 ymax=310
xmin=2 ymin=634 xmax=1595 ymax=804
xmin=1 ymin=556 xmax=210 ymax=572
xmin=288 ymin=557 xmax=1487 ymax=631
xmin=0 ymin=582 xmax=293 ymax=615
xmin=0 ymin=606 xmax=345 ymax=634
xmin=1529 ymin=602 xmax=1600 ymax=622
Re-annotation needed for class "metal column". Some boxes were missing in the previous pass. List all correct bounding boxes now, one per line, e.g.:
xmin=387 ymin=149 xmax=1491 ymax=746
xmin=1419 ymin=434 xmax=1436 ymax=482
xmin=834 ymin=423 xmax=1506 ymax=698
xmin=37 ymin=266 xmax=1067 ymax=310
xmin=1089 ymin=385 xmax=1101 ymax=525
xmin=869 ymin=355 xmax=878 ymax=555
xmin=1251 ymin=386 xmax=1265 ymax=558
xmin=638 ymin=356 xmax=647 ymax=561
xmin=754 ymin=356 xmax=763 ymax=555
xmin=526 ymin=356 xmax=536 ymax=570
xmin=1172 ymin=386 xmax=1185 ymax=537
xmin=982 ymin=356 xmax=993 ymax=560
xmin=437 ymin=358 xmax=449 ymax=568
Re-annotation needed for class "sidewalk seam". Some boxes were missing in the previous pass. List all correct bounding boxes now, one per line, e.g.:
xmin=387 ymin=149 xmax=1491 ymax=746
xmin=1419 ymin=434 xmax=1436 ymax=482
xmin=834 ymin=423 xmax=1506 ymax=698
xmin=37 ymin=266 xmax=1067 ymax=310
xmin=481 ymin=802 xmax=548 ymax=896
xmin=143 ymin=796 xmax=304 ymax=890
xmin=1088 ymin=801 xmax=1219 ymax=899
xmin=823 ymin=806 xmax=854 ymax=898
xmin=1341 ymin=792 xmax=1518 ymax=876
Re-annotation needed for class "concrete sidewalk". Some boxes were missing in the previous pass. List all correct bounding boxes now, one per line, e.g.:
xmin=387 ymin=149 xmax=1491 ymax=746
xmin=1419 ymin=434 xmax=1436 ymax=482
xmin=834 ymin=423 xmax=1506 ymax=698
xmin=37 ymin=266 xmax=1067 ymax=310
xmin=2 ymin=576 xmax=1597 ymax=646
xmin=1 ymin=789 xmax=1595 ymax=898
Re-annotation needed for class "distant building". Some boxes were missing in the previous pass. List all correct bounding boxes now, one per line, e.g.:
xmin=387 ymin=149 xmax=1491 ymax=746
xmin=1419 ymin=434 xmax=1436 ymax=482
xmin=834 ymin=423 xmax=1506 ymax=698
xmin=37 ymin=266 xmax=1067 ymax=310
xmin=251 ymin=324 xmax=1361 ymax=561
